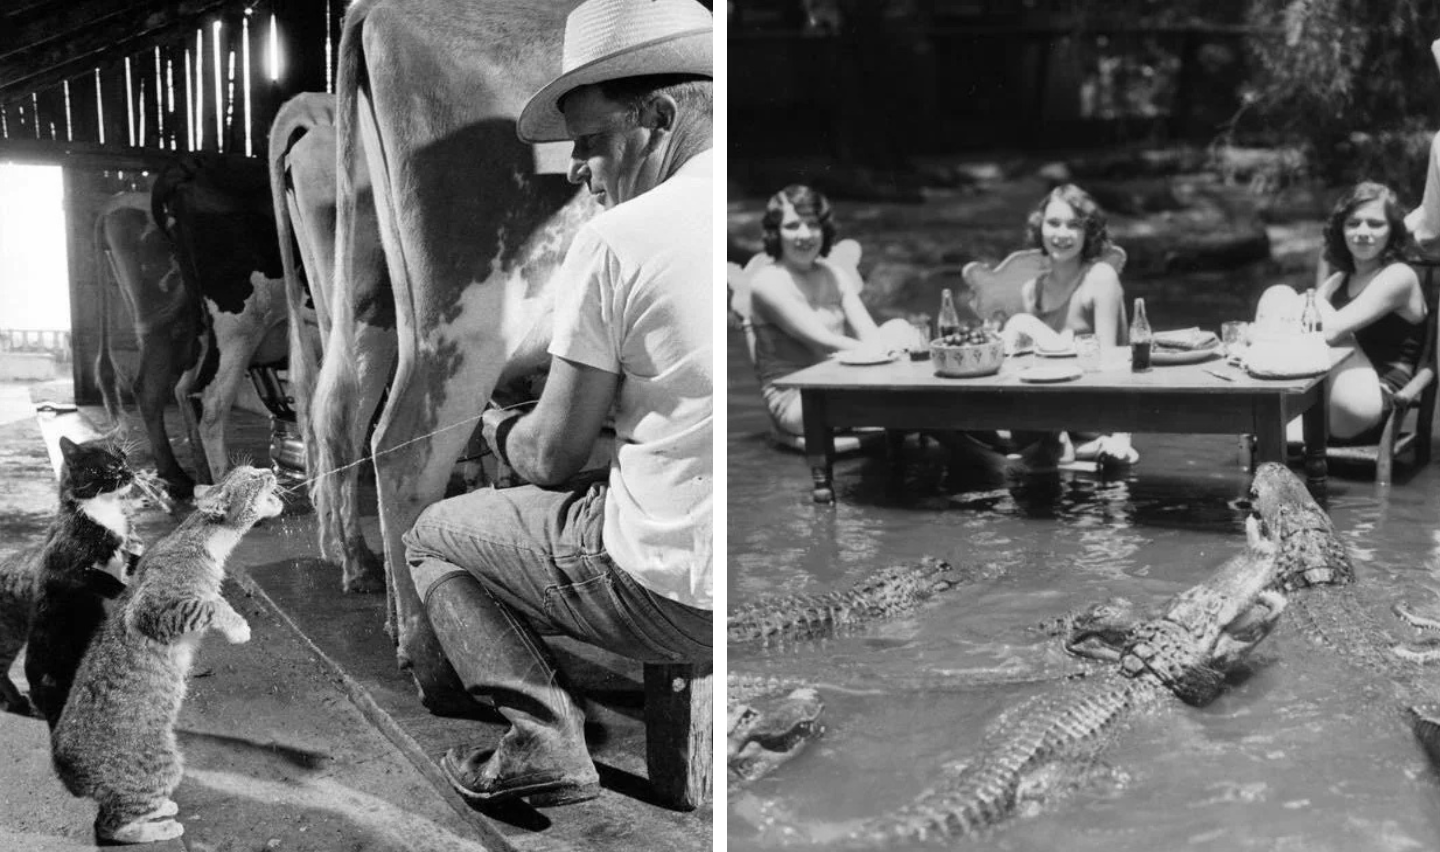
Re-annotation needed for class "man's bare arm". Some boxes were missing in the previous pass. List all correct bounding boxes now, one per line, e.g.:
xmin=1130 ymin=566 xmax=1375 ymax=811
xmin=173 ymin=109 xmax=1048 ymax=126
xmin=484 ymin=357 xmax=618 ymax=487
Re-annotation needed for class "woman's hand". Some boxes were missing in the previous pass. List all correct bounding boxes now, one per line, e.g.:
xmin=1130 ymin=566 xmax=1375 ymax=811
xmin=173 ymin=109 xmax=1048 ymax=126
xmin=1003 ymin=314 xmax=1064 ymax=353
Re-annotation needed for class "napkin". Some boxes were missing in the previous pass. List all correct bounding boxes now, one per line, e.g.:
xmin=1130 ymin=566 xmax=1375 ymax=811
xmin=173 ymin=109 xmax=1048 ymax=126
xmin=1152 ymin=328 xmax=1219 ymax=351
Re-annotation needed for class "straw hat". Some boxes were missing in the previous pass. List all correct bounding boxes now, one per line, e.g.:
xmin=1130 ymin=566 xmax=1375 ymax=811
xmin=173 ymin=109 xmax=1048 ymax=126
xmin=517 ymin=0 xmax=713 ymax=143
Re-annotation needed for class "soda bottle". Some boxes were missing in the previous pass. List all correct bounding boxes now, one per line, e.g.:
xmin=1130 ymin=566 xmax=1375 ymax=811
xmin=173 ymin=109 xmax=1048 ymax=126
xmin=1130 ymin=297 xmax=1152 ymax=372
xmin=1300 ymin=288 xmax=1323 ymax=333
xmin=937 ymin=288 xmax=962 ymax=341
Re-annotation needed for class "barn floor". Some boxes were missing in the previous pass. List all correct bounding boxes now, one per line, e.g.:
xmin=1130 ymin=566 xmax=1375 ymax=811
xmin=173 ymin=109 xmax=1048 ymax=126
xmin=0 ymin=379 xmax=710 ymax=852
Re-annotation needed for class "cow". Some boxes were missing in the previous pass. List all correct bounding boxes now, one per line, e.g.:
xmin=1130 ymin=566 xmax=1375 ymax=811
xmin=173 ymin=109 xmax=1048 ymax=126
xmin=150 ymin=153 xmax=293 ymax=487
xmin=330 ymin=0 xmax=600 ymax=711
xmin=269 ymin=92 xmax=339 ymax=423
xmin=93 ymin=192 xmax=199 ymax=496
xmin=269 ymin=91 xmax=392 ymax=594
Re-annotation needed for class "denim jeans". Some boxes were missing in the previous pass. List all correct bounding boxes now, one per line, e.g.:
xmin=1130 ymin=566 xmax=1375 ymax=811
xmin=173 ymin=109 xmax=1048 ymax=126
xmin=402 ymin=478 xmax=711 ymax=717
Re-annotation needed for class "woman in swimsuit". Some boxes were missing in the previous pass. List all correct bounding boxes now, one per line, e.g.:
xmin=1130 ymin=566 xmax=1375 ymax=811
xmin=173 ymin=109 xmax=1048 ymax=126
xmin=750 ymin=184 xmax=914 ymax=437
xmin=1260 ymin=181 xmax=1427 ymax=443
xmin=1004 ymin=184 xmax=1135 ymax=465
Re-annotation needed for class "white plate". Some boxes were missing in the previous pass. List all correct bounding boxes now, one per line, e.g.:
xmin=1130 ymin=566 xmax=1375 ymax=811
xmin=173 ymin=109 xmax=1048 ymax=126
xmin=1151 ymin=343 xmax=1221 ymax=366
xmin=836 ymin=350 xmax=899 ymax=366
xmin=1019 ymin=364 xmax=1083 ymax=383
xmin=1034 ymin=346 xmax=1077 ymax=359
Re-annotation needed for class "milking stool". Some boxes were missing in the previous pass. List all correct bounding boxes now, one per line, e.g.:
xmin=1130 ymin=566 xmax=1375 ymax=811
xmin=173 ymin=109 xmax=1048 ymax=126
xmin=643 ymin=661 xmax=712 ymax=809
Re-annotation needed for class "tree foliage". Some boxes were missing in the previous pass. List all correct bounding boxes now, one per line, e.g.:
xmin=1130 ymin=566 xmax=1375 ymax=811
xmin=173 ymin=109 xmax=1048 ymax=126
xmin=1237 ymin=0 xmax=1440 ymax=188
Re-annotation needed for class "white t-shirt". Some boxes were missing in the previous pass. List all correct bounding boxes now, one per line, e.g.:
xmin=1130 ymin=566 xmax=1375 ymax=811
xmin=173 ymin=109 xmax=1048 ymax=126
xmin=548 ymin=148 xmax=713 ymax=610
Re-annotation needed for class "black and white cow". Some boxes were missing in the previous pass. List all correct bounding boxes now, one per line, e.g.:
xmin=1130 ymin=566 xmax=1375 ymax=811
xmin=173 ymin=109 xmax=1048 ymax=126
xmin=149 ymin=153 xmax=292 ymax=487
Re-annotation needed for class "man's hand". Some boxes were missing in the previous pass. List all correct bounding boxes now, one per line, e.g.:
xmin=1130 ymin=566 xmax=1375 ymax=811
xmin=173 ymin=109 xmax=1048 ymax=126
xmin=481 ymin=407 xmax=525 ymax=466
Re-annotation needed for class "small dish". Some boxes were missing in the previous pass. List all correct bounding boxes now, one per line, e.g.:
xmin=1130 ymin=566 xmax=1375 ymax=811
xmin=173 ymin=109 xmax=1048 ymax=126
xmin=1034 ymin=346 xmax=1077 ymax=359
xmin=1019 ymin=364 xmax=1083 ymax=383
xmin=1151 ymin=344 xmax=1221 ymax=366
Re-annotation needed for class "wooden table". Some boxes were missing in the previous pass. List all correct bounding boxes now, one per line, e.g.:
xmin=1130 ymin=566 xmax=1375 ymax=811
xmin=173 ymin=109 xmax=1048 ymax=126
xmin=773 ymin=346 xmax=1354 ymax=503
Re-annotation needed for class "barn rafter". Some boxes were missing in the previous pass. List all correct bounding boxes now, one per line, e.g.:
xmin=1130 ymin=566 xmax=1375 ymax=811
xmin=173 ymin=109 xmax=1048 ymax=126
xmin=0 ymin=0 xmax=342 ymax=168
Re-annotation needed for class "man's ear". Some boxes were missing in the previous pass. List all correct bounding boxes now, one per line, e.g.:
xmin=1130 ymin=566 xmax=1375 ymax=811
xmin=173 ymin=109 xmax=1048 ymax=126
xmin=646 ymin=94 xmax=677 ymax=134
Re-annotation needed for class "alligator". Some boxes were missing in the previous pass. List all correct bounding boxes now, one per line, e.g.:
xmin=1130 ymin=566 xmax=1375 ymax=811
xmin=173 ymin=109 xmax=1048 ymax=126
xmin=728 ymin=557 xmax=973 ymax=648
xmin=728 ymin=674 xmax=826 ymax=789
xmin=815 ymin=530 xmax=1287 ymax=848
xmin=1249 ymin=461 xmax=1440 ymax=753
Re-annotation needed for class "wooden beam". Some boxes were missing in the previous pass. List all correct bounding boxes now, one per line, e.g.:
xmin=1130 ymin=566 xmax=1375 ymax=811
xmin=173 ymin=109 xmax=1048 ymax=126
xmin=0 ymin=0 xmax=241 ymax=104
xmin=0 ymin=137 xmax=177 ymax=171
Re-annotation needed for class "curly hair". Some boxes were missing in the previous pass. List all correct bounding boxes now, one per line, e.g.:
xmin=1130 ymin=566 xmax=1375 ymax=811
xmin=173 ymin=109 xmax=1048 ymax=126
xmin=761 ymin=185 xmax=837 ymax=260
xmin=1026 ymin=184 xmax=1111 ymax=263
xmin=1321 ymin=181 xmax=1411 ymax=274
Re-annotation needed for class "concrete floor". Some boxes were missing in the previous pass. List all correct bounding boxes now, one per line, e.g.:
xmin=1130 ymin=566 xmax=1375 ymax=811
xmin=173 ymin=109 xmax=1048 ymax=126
xmin=0 ymin=380 xmax=712 ymax=852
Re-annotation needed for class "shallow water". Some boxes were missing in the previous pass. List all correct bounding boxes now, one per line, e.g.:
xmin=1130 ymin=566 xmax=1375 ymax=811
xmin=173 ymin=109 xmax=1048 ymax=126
xmin=727 ymin=328 xmax=1440 ymax=851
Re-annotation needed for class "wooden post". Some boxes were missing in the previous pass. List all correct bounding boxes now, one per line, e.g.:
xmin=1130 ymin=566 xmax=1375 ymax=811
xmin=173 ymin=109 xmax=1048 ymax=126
xmin=643 ymin=661 xmax=713 ymax=810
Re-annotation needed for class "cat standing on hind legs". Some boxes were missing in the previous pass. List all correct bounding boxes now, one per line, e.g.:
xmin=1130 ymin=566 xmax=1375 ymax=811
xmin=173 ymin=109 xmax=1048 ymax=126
xmin=52 ymin=465 xmax=282 ymax=844
xmin=2 ymin=436 xmax=141 ymax=723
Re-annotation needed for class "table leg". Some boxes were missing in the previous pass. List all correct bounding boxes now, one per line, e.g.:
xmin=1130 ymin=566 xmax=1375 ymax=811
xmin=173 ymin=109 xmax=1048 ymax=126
xmin=801 ymin=389 xmax=835 ymax=504
xmin=1302 ymin=382 xmax=1329 ymax=497
xmin=1253 ymin=398 xmax=1286 ymax=468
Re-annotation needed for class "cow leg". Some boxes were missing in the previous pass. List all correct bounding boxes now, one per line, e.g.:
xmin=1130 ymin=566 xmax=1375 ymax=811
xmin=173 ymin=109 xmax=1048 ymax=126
xmin=308 ymin=320 xmax=391 ymax=594
xmin=195 ymin=329 xmax=267 ymax=484
xmin=134 ymin=332 xmax=195 ymax=497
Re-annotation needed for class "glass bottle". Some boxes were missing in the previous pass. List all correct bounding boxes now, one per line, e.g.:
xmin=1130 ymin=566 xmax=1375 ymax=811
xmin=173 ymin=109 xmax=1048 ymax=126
xmin=937 ymin=288 xmax=962 ymax=341
xmin=1300 ymin=288 xmax=1323 ymax=333
xmin=1130 ymin=297 xmax=1152 ymax=372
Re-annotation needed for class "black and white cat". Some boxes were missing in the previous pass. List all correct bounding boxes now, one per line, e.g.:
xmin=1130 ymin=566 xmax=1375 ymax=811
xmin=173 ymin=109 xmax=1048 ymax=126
xmin=0 ymin=437 xmax=142 ymax=725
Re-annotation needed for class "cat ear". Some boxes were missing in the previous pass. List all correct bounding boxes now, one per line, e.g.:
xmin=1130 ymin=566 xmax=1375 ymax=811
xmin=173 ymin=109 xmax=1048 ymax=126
xmin=193 ymin=484 xmax=226 ymax=520
xmin=59 ymin=436 xmax=81 ymax=461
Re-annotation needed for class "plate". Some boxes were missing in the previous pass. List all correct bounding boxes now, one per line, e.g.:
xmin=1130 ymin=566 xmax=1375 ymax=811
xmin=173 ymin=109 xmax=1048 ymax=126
xmin=1034 ymin=346 xmax=1077 ymax=359
xmin=1019 ymin=364 xmax=1083 ymax=384
xmin=836 ymin=349 xmax=899 ymax=366
xmin=1151 ymin=344 xmax=1221 ymax=366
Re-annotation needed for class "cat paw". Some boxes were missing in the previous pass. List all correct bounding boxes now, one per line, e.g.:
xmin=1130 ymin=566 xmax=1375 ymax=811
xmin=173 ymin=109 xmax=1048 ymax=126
xmin=102 ymin=816 xmax=184 ymax=843
xmin=225 ymin=621 xmax=252 ymax=644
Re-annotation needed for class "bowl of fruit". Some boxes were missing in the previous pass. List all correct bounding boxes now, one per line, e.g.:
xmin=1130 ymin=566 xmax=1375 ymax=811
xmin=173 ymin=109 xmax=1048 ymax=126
xmin=931 ymin=326 xmax=1005 ymax=378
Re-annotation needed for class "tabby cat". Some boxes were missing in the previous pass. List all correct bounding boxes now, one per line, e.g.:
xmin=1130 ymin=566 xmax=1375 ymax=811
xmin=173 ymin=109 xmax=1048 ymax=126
xmin=51 ymin=465 xmax=282 ymax=844
xmin=0 ymin=437 xmax=140 ymax=723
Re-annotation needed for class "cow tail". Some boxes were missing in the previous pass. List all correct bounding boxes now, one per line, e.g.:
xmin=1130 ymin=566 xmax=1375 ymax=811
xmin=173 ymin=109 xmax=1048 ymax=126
xmin=93 ymin=208 xmax=122 ymax=428
xmin=308 ymin=2 xmax=371 ymax=563
xmin=268 ymin=103 xmax=318 ymax=442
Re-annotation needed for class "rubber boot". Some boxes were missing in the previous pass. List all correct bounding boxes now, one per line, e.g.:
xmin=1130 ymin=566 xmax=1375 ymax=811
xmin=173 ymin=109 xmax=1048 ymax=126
xmin=424 ymin=573 xmax=600 ymax=807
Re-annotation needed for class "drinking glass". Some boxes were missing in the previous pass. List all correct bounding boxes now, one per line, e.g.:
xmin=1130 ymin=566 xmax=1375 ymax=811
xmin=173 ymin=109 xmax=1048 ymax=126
xmin=1221 ymin=321 xmax=1249 ymax=358
xmin=1075 ymin=333 xmax=1101 ymax=373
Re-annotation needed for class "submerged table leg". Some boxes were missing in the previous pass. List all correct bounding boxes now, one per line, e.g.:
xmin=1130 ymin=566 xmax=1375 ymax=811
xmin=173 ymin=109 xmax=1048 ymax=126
xmin=801 ymin=389 xmax=835 ymax=503
xmin=1253 ymin=397 xmax=1286 ymax=468
xmin=1302 ymin=383 xmax=1329 ymax=497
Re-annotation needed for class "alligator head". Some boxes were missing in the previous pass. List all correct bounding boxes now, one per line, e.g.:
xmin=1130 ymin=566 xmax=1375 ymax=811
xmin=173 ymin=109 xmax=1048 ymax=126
xmin=728 ymin=686 xmax=825 ymax=787
xmin=1045 ymin=597 xmax=1147 ymax=662
xmin=1250 ymin=462 xmax=1354 ymax=590
xmin=1119 ymin=528 xmax=1287 ymax=706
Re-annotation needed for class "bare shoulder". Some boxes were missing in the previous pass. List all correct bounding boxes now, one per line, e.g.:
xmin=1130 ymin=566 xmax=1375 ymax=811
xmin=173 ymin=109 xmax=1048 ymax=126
xmin=1080 ymin=262 xmax=1124 ymax=303
xmin=749 ymin=263 xmax=795 ymax=303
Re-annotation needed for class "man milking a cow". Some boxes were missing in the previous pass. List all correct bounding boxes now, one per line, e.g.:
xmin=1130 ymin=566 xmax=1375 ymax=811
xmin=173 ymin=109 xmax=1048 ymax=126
xmin=401 ymin=0 xmax=712 ymax=808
